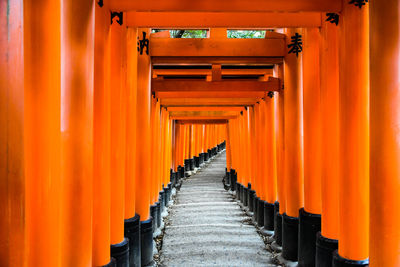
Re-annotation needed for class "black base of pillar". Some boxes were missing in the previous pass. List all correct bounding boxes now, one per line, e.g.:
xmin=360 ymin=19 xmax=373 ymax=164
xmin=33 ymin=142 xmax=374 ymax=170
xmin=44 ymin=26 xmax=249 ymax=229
xmin=179 ymin=165 xmax=184 ymax=180
xmin=236 ymin=183 xmax=241 ymax=199
xmin=150 ymin=205 xmax=157 ymax=233
xmin=111 ymin=238 xmax=130 ymax=267
xmin=164 ymin=186 xmax=169 ymax=206
xmin=184 ymin=159 xmax=190 ymax=172
xmin=257 ymin=199 xmax=265 ymax=226
xmin=230 ymin=170 xmax=236 ymax=191
xmin=246 ymin=183 xmax=251 ymax=207
xmin=252 ymin=196 xmax=258 ymax=222
xmin=189 ymin=158 xmax=195 ymax=171
xmin=194 ymin=156 xmax=200 ymax=168
xmin=316 ymin=232 xmax=338 ymax=267
xmin=249 ymin=190 xmax=255 ymax=212
xmin=140 ymin=218 xmax=154 ymax=267
xmin=170 ymin=172 xmax=176 ymax=187
xmin=332 ymin=250 xmax=369 ymax=267
xmin=274 ymin=202 xmax=282 ymax=246
xmin=240 ymin=185 xmax=244 ymax=203
xmin=124 ymin=214 xmax=141 ymax=267
xmin=159 ymin=191 xmax=165 ymax=213
xmin=298 ymin=208 xmax=321 ymax=267
xmin=101 ymin=258 xmax=117 ymax=267
xmin=243 ymin=187 xmax=248 ymax=206
xmin=282 ymin=213 xmax=299 ymax=261
xmin=264 ymin=201 xmax=275 ymax=231
xmin=156 ymin=201 xmax=161 ymax=228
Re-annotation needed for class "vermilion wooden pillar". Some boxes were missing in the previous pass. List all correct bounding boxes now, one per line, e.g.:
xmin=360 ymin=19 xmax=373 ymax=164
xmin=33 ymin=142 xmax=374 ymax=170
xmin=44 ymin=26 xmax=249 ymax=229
xmin=226 ymin=123 xmax=232 ymax=171
xmin=275 ymin=64 xmax=286 ymax=218
xmin=249 ymin=106 xmax=257 ymax=191
xmin=336 ymin=1 xmax=369 ymax=265
xmin=93 ymin=3 xmax=112 ymax=266
xmin=0 ymin=1 xmax=25 ymax=266
xmin=61 ymin=0 xmax=95 ymax=265
xmin=370 ymin=1 xmax=400 ymax=266
xmin=298 ymin=27 xmax=322 ymax=267
xmin=124 ymin=26 xmax=140 ymax=267
xmin=255 ymin=103 xmax=264 ymax=200
xmin=136 ymin=28 xmax=153 ymax=266
xmin=150 ymin=97 xmax=158 ymax=204
xmin=260 ymin=95 xmax=278 ymax=235
xmin=136 ymin=28 xmax=151 ymax=219
xmin=125 ymin=26 xmax=138 ymax=218
xmin=317 ymin=18 xmax=340 ymax=267
xmin=109 ymin=18 xmax=127 ymax=251
xmin=282 ymin=28 xmax=304 ymax=262
xmin=264 ymin=96 xmax=277 ymax=205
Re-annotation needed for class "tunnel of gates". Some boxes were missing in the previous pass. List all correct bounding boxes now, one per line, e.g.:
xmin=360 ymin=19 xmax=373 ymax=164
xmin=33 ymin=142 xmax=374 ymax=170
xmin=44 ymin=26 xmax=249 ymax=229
xmin=1 ymin=0 xmax=400 ymax=267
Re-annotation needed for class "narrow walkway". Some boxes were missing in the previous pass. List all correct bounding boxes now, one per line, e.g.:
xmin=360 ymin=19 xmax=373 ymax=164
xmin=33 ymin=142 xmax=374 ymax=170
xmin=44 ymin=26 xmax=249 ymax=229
xmin=160 ymin=151 xmax=277 ymax=266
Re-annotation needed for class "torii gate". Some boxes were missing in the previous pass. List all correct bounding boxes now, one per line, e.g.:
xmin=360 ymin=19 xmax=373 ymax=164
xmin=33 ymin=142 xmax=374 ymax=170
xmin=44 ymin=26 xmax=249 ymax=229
xmin=0 ymin=1 xmax=399 ymax=267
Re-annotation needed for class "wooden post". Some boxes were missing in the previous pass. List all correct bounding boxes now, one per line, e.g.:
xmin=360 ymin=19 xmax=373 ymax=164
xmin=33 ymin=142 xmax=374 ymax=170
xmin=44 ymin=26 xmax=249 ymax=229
xmin=60 ymin=0 xmax=95 ymax=265
xmin=0 ymin=0 xmax=24 ymax=264
xmin=298 ymin=27 xmax=322 ymax=266
xmin=317 ymin=17 xmax=340 ymax=266
xmin=93 ymin=3 xmax=112 ymax=266
xmin=136 ymin=28 xmax=153 ymax=266
xmin=282 ymin=27 xmax=304 ymax=262
xmin=370 ymin=0 xmax=400 ymax=266
xmin=335 ymin=1 xmax=369 ymax=264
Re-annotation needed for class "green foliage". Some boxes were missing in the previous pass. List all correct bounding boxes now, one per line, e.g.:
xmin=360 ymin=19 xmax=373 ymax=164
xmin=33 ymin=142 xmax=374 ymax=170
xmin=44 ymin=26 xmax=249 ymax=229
xmin=227 ymin=30 xmax=266 ymax=39
xmin=152 ymin=29 xmax=266 ymax=39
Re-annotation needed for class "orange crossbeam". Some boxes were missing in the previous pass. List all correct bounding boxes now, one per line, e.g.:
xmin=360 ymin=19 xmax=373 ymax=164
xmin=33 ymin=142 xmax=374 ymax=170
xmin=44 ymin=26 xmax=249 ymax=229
xmin=152 ymin=68 xmax=273 ymax=78
xmin=110 ymin=0 xmax=341 ymax=12
xmin=156 ymin=91 xmax=266 ymax=99
xmin=171 ymin=116 xmax=238 ymax=120
xmin=160 ymin=98 xmax=258 ymax=107
xmin=175 ymin=119 xmax=228 ymax=125
xmin=167 ymin=107 xmax=245 ymax=112
xmin=126 ymin=12 xmax=322 ymax=28
xmin=152 ymin=57 xmax=283 ymax=65
xmin=150 ymin=36 xmax=285 ymax=57
xmin=152 ymin=78 xmax=280 ymax=92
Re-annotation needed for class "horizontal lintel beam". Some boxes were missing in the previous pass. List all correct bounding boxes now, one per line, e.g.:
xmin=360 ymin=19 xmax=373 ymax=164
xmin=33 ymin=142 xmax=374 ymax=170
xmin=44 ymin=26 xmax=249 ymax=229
xmin=152 ymin=56 xmax=283 ymax=65
xmin=167 ymin=106 xmax=245 ymax=112
xmin=156 ymin=91 xmax=265 ymax=98
xmin=153 ymin=78 xmax=280 ymax=92
xmin=150 ymin=37 xmax=285 ymax=57
xmin=153 ymin=68 xmax=274 ymax=77
xmin=175 ymin=119 xmax=228 ymax=125
xmin=110 ymin=0 xmax=341 ymax=12
xmin=126 ymin=12 xmax=322 ymax=28
xmin=160 ymin=98 xmax=258 ymax=106
xmin=171 ymin=115 xmax=237 ymax=120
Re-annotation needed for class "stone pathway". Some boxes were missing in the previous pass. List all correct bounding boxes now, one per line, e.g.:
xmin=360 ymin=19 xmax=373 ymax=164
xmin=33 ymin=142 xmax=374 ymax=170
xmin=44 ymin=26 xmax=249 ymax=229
xmin=159 ymin=151 xmax=278 ymax=267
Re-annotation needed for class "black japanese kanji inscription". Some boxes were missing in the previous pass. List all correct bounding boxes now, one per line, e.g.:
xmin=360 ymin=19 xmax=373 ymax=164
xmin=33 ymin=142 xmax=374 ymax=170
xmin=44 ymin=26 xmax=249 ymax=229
xmin=349 ymin=0 xmax=368 ymax=9
xmin=97 ymin=0 xmax=104 ymax=7
xmin=267 ymin=91 xmax=275 ymax=98
xmin=137 ymin=32 xmax=150 ymax=55
xmin=111 ymin=12 xmax=123 ymax=25
xmin=326 ymin=13 xmax=339 ymax=25
xmin=287 ymin=33 xmax=303 ymax=57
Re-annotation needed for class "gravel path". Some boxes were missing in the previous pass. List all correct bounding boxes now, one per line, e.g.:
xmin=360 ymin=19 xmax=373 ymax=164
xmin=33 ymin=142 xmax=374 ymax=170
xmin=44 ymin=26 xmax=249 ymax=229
xmin=159 ymin=151 xmax=278 ymax=267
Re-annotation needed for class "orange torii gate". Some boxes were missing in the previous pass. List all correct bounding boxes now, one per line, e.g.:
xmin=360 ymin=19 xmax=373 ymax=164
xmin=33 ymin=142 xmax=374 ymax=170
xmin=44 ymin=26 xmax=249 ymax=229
xmin=1 ymin=1 xmax=400 ymax=267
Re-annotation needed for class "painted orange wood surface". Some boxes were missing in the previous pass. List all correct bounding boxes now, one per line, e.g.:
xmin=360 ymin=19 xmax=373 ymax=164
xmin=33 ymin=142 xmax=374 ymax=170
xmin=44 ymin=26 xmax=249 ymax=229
xmin=283 ymin=28 xmax=304 ymax=217
xmin=338 ymin=2 xmax=370 ymax=261
xmin=302 ymin=27 xmax=322 ymax=215
xmin=126 ymin=11 xmax=322 ymax=28
xmin=110 ymin=0 xmax=341 ymax=12
xmin=320 ymin=21 xmax=340 ymax=240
